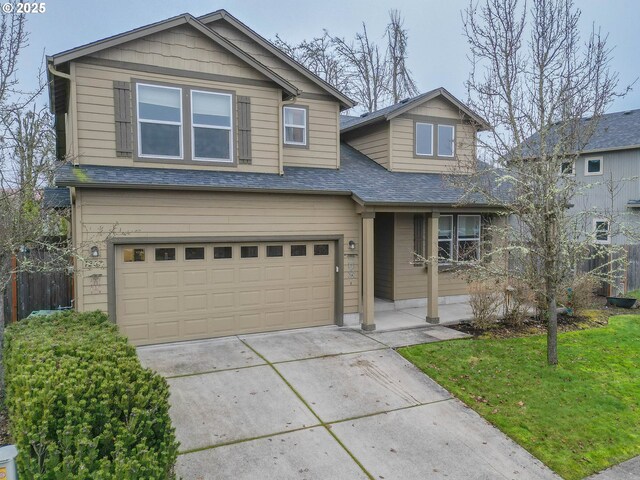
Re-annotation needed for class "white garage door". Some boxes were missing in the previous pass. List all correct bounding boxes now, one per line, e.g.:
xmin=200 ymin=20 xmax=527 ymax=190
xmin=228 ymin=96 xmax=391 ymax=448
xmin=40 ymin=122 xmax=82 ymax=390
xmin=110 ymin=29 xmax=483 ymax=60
xmin=115 ymin=241 xmax=336 ymax=345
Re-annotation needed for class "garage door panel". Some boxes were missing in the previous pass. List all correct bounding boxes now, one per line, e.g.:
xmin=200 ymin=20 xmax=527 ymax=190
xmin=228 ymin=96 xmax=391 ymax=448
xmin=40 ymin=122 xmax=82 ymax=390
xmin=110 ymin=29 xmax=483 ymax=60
xmin=116 ymin=240 xmax=336 ymax=345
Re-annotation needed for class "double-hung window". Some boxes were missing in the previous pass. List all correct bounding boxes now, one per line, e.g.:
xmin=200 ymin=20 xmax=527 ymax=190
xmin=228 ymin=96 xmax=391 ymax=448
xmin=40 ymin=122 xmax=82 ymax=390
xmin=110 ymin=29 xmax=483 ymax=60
xmin=437 ymin=125 xmax=455 ymax=157
xmin=136 ymin=84 xmax=183 ymax=158
xmin=594 ymin=219 xmax=610 ymax=244
xmin=283 ymin=106 xmax=307 ymax=146
xmin=457 ymin=215 xmax=481 ymax=261
xmin=415 ymin=122 xmax=434 ymax=156
xmin=191 ymin=90 xmax=233 ymax=162
xmin=438 ymin=215 xmax=454 ymax=264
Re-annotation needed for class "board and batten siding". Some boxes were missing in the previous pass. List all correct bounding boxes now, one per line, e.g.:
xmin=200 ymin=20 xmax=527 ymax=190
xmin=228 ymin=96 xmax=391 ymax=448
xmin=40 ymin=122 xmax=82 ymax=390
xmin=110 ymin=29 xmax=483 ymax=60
xmin=570 ymin=148 xmax=640 ymax=245
xmin=74 ymin=189 xmax=361 ymax=317
xmin=393 ymin=213 xmax=468 ymax=300
xmin=344 ymin=123 xmax=391 ymax=169
xmin=283 ymin=99 xmax=340 ymax=169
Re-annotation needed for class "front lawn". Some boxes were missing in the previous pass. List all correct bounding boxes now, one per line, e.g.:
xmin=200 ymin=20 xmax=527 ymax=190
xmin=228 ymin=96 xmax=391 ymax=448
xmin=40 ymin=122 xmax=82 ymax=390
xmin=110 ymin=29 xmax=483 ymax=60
xmin=399 ymin=315 xmax=640 ymax=480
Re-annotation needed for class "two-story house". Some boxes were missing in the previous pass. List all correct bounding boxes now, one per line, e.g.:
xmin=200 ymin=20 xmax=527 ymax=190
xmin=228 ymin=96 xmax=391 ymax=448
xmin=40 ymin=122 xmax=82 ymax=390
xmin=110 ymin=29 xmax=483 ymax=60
xmin=48 ymin=10 xmax=495 ymax=346
xmin=559 ymin=109 xmax=640 ymax=247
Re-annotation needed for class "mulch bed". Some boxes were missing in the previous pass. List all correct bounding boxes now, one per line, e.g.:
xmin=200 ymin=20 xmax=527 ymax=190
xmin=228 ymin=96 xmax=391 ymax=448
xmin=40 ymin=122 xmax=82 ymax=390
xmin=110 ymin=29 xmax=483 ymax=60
xmin=451 ymin=297 xmax=631 ymax=339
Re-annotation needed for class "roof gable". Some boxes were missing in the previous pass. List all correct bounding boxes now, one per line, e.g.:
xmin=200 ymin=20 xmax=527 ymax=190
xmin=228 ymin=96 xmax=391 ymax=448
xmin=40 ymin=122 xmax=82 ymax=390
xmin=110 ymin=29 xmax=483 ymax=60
xmin=340 ymin=88 xmax=490 ymax=133
xmin=198 ymin=10 xmax=355 ymax=109
xmin=49 ymin=13 xmax=299 ymax=99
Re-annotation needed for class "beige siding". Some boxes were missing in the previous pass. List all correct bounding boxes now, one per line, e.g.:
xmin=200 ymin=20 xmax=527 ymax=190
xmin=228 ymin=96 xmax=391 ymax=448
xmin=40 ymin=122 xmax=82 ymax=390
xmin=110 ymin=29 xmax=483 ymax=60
xmin=74 ymin=60 xmax=281 ymax=173
xmin=283 ymin=99 xmax=340 ymax=169
xmin=345 ymin=123 xmax=390 ymax=169
xmin=75 ymin=189 xmax=360 ymax=316
xmin=388 ymin=96 xmax=477 ymax=174
xmin=374 ymin=213 xmax=394 ymax=300
xmin=393 ymin=213 xmax=468 ymax=300
xmin=205 ymin=21 xmax=328 ymax=96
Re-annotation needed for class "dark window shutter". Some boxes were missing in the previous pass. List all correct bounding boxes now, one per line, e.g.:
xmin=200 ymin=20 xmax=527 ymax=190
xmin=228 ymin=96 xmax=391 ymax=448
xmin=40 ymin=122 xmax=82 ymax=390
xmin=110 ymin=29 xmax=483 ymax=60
xmin=237 ymin=96 xmax=252 ymax=164
xmin=113 ymin=81 xmax=132 ymax=157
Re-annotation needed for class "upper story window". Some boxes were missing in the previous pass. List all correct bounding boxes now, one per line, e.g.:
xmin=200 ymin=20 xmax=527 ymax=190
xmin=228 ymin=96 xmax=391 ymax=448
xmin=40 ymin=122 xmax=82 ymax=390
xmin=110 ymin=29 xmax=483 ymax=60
xmin=437 ymin=125 xmax=455 ymax=157
xmin=585 ymin=157 xmax=603 ymax=176
xmin=191 ymin=90 xmax=233 ymax=162
xmin=283 ymin=106 xmax=307 ymax=146
xmin=560 ymin=160 xmax=575 ymax=175
xmin=415 ymin=123 xmax=434 ymax=156
xmin=136 ymin=84 xmax=183 ymax=159
xmin=594 ymin=219 xmax=610 ymax=244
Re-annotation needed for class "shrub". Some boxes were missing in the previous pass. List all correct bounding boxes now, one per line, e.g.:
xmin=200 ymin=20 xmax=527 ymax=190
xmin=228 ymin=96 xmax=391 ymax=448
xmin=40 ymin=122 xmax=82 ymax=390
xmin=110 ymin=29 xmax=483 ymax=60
xmin=502 ymin=280 xmax=534 ymax=326
xmin=559 ymin=273 xmax=599 ymax=316
xmin=468 ymin=281 xmax=501 ymax=329
xmin=3 ymin=311 xmax=178 ymax=479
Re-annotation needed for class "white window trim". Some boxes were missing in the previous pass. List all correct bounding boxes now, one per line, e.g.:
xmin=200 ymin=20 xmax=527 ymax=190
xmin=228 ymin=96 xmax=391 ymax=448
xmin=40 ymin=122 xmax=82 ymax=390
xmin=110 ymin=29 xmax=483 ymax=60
xmin=560 ymin=160 xmax=575 ymax=176
xmin=594 ymin=218 xmax=611 ymax=244
xmin=190 ymin=90 xmax=234 ymax=163
xmin=437 ymin=124 xmax=455 ymax=157
xmin=584 ymin=156 xmax=603 ymax=176
xmin=438 ymin=214 xmax=454 ymax=265
xmin=456 ymin=214 xmax=481 ymax=261
xmin=136 ymin=83 xmax=183 ymax=160
xmin=415 ymin=122 xmax=434 ymax=156
xmin=283 ymin=106 xmax=307 ymax=146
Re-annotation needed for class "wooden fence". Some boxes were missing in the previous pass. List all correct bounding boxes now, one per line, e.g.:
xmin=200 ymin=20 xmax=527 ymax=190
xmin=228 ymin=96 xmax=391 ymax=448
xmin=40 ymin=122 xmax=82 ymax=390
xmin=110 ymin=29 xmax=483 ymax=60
xmin=2 ymin=251 xmax=73 ymax=322
xmin=580 ymin=244 xmax=640 ymax=296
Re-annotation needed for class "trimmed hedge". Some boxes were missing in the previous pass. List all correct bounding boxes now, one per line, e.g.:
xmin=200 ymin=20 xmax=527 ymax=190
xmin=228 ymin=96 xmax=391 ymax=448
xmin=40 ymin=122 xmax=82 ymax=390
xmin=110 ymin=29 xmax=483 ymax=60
xmin=3 ymin=311 xmax=179 ymax=479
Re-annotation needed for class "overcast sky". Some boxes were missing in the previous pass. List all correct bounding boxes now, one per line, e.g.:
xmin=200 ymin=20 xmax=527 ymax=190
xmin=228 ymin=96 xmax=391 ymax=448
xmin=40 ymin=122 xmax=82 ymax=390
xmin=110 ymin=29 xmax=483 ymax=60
xmin=22 ymin=0 xmax=640 ymax=112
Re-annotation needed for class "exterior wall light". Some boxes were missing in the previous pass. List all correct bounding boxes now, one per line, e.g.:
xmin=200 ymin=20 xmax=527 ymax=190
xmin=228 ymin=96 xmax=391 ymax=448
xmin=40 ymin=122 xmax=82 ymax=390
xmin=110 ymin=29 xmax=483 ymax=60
xmin=348 ymin=240 xmax=356 ymax=250
xmin=90 ymin=246 xmax=100 ymax=257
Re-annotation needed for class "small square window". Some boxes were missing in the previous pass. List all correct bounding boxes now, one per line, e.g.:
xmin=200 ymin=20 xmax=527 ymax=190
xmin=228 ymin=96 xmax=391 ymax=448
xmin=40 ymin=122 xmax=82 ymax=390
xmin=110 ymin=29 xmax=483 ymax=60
xmin=267 ymin=245 xmax=283 ymax=257
xmin=560 ymin=161 xmax=575 ymax=175
xmin=314 ymin=244 xmax=329 ymax=256
xmin=185 ymin=247 xmax=205 ymax=260
xmin=155 ymin=248 xmax=176 ymax=261
xmin=123 ymin=248 xmax=145 ymax=262
xmin=585 ymin=157 xmax=602 ymax=175
xmin=214 ymin=246 xmax=233 ymax=259
xmin=291 ymin=244 xmax=307 ymax=256
xmin=241 ymin=246 xmax=258 ymax=258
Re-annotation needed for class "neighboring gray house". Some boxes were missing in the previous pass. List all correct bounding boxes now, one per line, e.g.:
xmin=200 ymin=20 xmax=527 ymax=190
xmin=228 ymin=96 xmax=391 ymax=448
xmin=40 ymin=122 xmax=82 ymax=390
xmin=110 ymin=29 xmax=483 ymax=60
xmin=562 ymin=108 xmax=640 ymax=246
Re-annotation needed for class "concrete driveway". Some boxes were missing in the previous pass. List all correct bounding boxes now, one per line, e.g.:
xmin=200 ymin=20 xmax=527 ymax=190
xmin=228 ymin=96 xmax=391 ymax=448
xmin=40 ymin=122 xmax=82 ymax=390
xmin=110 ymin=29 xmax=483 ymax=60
xmin=138 ymin=326 xmax=558 ymax=480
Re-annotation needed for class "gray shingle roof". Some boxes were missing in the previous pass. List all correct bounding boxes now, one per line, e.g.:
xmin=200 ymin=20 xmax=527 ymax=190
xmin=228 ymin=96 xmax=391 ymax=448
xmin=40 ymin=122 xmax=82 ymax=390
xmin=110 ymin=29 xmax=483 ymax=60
xmin=55 ymin=144 xmax=490 ymax=206
xmin=43 ymin=187 xmax=71 ymax=208
xmin=581 ymin=108 xmax=640 ymax=152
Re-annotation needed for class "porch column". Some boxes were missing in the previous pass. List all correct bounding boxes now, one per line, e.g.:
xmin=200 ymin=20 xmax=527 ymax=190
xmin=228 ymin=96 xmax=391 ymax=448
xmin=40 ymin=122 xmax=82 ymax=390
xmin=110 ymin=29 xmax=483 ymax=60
xmin=426 ymin=212 xmax=440 ymax=323
xmin=361 ymin=212 xmax=376 ymax=331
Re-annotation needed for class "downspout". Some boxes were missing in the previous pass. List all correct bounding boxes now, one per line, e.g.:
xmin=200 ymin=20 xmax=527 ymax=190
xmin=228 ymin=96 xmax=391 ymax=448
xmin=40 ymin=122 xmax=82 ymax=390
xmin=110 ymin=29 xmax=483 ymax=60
xmin=48 ymin=62 xmax=78 ymax=166
xmin=279 ymin=94 xmax=298 ymax=176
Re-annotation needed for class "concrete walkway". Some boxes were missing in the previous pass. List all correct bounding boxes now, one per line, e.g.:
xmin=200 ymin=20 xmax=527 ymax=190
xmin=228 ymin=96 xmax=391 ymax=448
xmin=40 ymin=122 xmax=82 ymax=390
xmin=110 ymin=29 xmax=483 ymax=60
xmin=138 ymin=325 xmax=558 ymax=480
xmin=587 ymin=456 xmax=640 ymax=479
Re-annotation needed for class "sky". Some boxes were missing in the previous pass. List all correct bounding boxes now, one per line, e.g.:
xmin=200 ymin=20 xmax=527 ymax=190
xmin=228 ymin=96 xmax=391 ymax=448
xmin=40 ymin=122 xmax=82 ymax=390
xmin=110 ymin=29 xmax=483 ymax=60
xmin=19 ymin=0 xmax=640 ymax=113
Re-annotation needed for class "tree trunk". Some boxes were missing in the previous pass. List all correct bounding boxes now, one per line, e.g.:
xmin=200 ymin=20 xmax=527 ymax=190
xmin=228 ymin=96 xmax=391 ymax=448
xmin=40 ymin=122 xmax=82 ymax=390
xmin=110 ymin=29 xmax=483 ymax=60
xmin=547 ymin=293 xmax=558 ymax=365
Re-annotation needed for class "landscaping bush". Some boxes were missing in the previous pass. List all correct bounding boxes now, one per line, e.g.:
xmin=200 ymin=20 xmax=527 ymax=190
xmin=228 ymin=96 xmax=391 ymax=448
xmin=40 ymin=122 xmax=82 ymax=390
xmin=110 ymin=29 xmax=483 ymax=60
xmin=502 ymin=280 xmax=534 ymax=326
xmin=468 ymin=281 xmax=501 ymax=328
xmin=559 ymin=273 xmax=599 ymax=316
xmin=3 ymin=310 xmax=179 ymax=479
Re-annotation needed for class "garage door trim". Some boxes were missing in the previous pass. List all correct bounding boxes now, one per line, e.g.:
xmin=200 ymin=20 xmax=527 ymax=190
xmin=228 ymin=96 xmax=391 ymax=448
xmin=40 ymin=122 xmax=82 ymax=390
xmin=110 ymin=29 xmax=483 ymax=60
xmin=106 ymin=235 xmax=345 ymax=328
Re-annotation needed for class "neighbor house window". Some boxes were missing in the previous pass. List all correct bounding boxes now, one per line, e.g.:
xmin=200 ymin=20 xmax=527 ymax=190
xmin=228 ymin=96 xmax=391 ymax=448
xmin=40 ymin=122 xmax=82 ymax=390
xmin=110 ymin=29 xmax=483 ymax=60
xmin=457 ymin=215 xmax=481 ymax=261
xmin=283 ymin=106 xmax=307 ymax=146
xmin=191 ymin=90 xmax=233 ymax=162
xmin=136 ymin=84 xmax=182 ymax=158
xmin=415 ymin=122 xmax=434 ymax=156
xmin=585 ymin=157 xmax=603 ymax=176
xmin=437 ymin=125 xmax=455 ymax=157
xmin=438 ymin=215 xmax=453 ymax=264
xmin=560 ymin=160 xmax=575 ymax=175
xmin=594 ymin=219 xmax=610 ymax=244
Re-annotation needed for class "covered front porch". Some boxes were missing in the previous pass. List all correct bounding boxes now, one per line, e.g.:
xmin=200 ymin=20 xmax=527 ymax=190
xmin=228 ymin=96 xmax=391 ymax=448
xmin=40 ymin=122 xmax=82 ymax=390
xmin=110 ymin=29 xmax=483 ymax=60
xmin=358 ymin=208 xmax=492 ymax=331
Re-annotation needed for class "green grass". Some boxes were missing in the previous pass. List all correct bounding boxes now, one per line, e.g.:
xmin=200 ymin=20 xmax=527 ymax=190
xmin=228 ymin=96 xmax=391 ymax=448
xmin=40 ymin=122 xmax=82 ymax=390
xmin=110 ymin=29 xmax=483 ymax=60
xmin=399 ymin=316 xmax=640 ymax=480
xmin=626 ymin=289 xmax=640 ymax=300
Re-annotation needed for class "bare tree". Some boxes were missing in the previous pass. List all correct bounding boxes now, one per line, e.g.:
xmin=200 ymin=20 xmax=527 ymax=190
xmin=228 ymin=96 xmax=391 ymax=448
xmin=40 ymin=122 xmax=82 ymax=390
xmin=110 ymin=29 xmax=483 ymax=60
xmin=333 ymin=23 xmax=389 ymax=112
xmin=457 ymin=0 xmax=627 ymax=365
xmin=385 ymin=10 xmax=419 ymax=103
